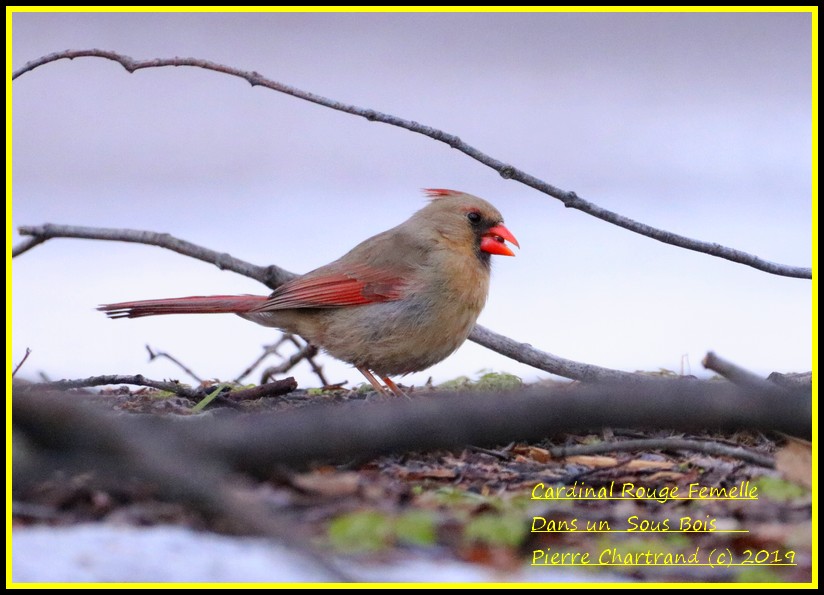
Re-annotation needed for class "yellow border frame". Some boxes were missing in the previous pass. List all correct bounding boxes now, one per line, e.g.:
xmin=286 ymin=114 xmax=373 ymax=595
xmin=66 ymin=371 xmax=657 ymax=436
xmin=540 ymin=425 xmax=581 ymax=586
xmin=6 ymin=5 xmax=818 ymax=589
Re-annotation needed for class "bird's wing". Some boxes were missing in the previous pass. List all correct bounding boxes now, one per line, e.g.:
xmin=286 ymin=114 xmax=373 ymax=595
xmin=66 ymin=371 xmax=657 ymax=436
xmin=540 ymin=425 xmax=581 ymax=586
xmin=253 ymin=264 xmax=408 ymax=310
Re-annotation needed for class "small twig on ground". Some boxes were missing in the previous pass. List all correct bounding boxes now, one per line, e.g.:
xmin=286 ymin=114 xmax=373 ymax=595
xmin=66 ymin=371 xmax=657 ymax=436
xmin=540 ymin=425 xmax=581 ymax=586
xmin=13 ymin=348 xmax=32 ymax=377
xmin=260 ymin=338 xmax=326 ymax=385
xmin=24 ymin=374 xmax=199 ymax=399
xmin=467 ymin=444 xmax=512 ymax=461
xmin=234 ymin=337 xmax=291 ymax=383
xmin=547 ymin=437 xmax=774 ymax=468
xmin=146 ymin=345 xmax=202 ymax=383
xmin=288 ymin=336 xmax=329 ymax=386
xmin=225 ymin=377 xmax=298 ymax=401
xmin=702 ymin=351 xmax=779 ymax=393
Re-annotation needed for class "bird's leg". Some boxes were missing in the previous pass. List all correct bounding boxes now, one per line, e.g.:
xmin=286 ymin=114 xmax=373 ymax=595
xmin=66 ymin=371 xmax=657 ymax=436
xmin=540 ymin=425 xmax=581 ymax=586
xmin=357 ymin=367 xmax=389 ymax=396
xmin=381 ymin=376 xmax=409 ymax=399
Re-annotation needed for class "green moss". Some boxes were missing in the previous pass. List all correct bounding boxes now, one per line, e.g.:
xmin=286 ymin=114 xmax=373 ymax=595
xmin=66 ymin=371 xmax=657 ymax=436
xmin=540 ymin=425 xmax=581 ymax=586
xmin=752 ymin=476 xmax=809 ymax=501
xmin=736 ymin=566 xmax=784 ymax=583
xmin=395 ymin=510 xmax=438 ymax=547
xmin=328 ymin=510 xmax=394 ymax=552
xmin=327 ymin=509 xmax=438 ymax=552
xmin=438 ymin=376 xmax=473 ymax=390
xmin=463 ymin=513 xmax=528 ymax=547
xmin=475 ymin=372 xmax=522 ymax=391
xmin=438 ymin=371 xmax=522 ymax=391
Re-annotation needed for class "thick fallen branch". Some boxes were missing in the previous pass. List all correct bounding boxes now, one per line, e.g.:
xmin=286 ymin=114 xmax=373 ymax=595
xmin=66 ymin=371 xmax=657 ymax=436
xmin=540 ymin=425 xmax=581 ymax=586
xmin=206 ymin=382 xmax=810 ymax=473
xmin=12 ymin=387 xmax=350 ymax=581
xmin=12 ymin=49 xmax=811 ymax=279
xmin=13 ymin=378 xmax=810 ymax=488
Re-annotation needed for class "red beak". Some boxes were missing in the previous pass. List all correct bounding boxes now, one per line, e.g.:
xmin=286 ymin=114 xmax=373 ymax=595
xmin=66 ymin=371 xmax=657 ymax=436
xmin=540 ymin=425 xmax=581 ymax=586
xmin=480 ymin=224 xmax=520 ymax=257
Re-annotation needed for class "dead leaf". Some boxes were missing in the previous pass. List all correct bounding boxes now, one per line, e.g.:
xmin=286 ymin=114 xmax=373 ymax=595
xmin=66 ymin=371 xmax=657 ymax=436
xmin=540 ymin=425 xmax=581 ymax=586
xmin=398 ymin=468 xmax=457 ymax=480
xmin=565 ymin=455 xmax=618 ymax=467
xmin=291 ymin=471 xmax=361 ymax=497
xmin=511 ymin=445 xmax=550 ymax=463
xmin=624 ymin=460 xmax=675 ymax=471
xmin=645 ymin=471 xmax=687 ymax=482
xmin=775 ymin=436 xmax=812 ymax=489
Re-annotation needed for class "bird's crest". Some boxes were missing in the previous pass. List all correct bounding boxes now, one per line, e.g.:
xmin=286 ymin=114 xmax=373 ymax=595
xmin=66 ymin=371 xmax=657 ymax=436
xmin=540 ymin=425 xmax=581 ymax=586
xmin=423 ymin=188 xmax=462 ymax=200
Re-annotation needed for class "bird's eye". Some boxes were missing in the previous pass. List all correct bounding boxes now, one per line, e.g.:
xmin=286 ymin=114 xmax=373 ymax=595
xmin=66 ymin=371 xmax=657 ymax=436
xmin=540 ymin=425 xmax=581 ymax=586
xmin=467 ymin=211 xmax=482 ymax=224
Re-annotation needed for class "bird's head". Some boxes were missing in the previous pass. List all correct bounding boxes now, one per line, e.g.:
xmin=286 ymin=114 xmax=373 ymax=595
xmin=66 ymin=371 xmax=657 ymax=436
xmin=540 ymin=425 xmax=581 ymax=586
xmin=419 ymin=188 xmax=519 ymax=264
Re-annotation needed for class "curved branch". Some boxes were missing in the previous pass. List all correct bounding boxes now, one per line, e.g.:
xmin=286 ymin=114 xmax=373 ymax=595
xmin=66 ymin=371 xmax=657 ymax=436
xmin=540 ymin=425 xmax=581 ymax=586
xmin=12 ymin=49 xmax=811 ymax=280
xmin=15 ymin=223 xmax=296 ymax=289
xmin=468 ymin=325 xmax=644 ymax=382
xmin=13 ymin=223 xmax=634 ymax=383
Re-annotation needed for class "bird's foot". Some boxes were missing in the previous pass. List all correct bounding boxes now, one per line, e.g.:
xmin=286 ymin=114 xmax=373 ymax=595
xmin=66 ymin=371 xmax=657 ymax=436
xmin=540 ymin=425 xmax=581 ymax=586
xmin=357 ymin=367 xmax=410 ymax=399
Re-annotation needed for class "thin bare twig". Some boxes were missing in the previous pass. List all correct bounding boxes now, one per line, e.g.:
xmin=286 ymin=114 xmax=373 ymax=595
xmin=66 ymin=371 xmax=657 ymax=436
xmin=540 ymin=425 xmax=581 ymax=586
xmin=548 ymin=437 xmax=774 ymax=468
xmin=146 ymin=345 xmax=203 ymax=383
xmin=234 ymin=335 xmax=330 ymax=386
xmin=12 ymin=348 xmax=32 ymax=377
xmin=261 ymin=342 xmax=319 ymax=384
xmin=12 ymin=49 xmax=810 ymax=279
xmin=234 ymin=338 xmax=290 ymax=383
xmin=25 ymin=374 xmax=199 ymax=399
xmin=288 ymin=336 xmax=329 ymax=386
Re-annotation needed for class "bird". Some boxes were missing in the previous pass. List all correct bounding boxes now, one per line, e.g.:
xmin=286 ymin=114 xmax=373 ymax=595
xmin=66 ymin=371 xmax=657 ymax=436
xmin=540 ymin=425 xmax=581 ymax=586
xmin=98 ymin=189 xmax=519 ymax=396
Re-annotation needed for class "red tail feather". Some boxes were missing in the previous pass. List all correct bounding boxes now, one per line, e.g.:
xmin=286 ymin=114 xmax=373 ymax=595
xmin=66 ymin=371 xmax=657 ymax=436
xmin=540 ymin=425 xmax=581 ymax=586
xmin=98 ymin=295 xmax=268 ymax=319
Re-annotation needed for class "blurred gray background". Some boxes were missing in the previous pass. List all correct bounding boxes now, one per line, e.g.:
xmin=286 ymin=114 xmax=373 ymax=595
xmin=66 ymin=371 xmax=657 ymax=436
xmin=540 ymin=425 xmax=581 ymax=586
xmin=11 ymin=11 xmax=813 ymax=389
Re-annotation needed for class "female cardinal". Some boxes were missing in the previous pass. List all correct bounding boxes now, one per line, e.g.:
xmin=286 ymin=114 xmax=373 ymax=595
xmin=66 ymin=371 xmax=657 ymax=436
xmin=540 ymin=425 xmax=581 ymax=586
xmin=99 ymin=189 xmax=519 ymax=396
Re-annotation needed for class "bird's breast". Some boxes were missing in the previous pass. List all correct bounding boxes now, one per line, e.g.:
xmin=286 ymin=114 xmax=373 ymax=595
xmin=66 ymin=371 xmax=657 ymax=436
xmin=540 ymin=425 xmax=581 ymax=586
xmin=241 ymin=249 xmax=492 ymax=377
xmin=323 ymin=251 xmax=491 ymax=375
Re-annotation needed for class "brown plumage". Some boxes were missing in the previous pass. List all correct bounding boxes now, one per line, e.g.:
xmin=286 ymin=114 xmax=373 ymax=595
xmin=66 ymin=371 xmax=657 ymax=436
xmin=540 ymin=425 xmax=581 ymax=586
xmin=99 ymin=189 xmax=519 ymax=396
